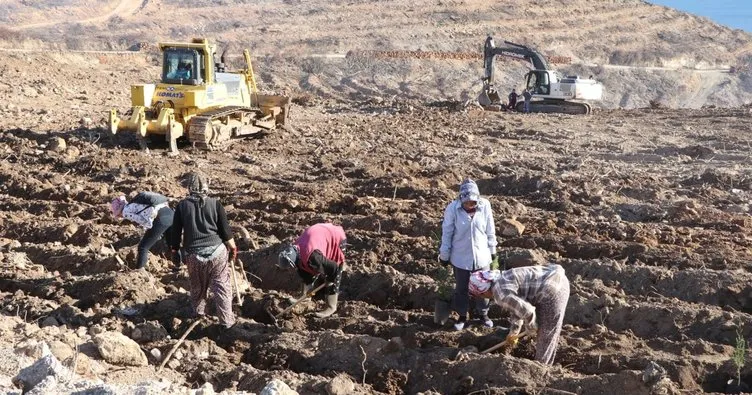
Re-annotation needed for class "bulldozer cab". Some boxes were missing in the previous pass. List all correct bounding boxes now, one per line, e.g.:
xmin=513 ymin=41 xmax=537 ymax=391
xmin=162 ymin=47 xmax=205 ymax=85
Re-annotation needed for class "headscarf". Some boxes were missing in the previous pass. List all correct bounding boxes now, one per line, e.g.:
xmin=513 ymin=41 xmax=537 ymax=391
xmin=459 ymin=179 xmax=480 ymax=203
xmin=469 ymin=269 xmax=502 ymax=296
xmin=278 ymin=244 xmax=299 ymax=269
xmin=184 ymin=171 xmax=209 ymax=206
xmin=110 ymin=195 xmax=127 ymax=217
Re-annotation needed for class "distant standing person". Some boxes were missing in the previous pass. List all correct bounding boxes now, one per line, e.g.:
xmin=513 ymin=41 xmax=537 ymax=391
xmin=438 ymin=179 xmax=498 ymax=330
xmin=278 ymin=223 xmax=348 ymax=318
xmin=522 ymin=88 xmax=533 ymax=113
xmin=110 ymin=192 xmax=174 ymax=270
xmin=469 ymin=264 xmax=570 ymax=365
xmin=508 ymin=89 xmax=518 ymax=111
xmin=171 ymin=172 xmax=238 ymax=329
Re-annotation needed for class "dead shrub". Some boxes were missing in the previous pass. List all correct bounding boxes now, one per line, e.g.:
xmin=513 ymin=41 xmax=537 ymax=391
xmin=301 ymin=57 xmax=326 ymax=75
xmin=0 ymin=27 xmax=22 ymax=42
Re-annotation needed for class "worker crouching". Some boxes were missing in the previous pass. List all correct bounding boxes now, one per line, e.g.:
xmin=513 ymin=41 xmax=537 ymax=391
xmin=470 ymin=264 xmax=570 ymax=365
xmin=278 ymin=223 xmax=347 ymax=318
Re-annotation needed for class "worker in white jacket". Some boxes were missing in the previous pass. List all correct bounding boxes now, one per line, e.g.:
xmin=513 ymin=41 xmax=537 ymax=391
xmin=438 ymin=179 xmax=498 ymax=330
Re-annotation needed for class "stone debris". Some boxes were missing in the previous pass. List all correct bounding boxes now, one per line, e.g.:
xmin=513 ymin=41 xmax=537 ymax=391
xmin=93 ymin=331 xmax=148 ymax=367
xmin=260 ymin=379 xmax=299 ymax=395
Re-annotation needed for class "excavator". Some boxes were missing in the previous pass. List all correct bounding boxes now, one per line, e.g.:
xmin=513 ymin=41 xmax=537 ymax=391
xmin=109 ymin=38 xmax=290 ymax=153
xmin=478 ymin=36 xmax=603 ymax=115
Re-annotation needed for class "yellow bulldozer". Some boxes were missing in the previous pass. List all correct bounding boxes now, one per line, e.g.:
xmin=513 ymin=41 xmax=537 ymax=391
xmin=109 ymin=38 xmax=290 ymax=153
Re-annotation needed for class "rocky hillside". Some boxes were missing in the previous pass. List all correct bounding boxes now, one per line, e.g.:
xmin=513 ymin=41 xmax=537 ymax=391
xmin=2 ymin=0 xmax=752 ymax=108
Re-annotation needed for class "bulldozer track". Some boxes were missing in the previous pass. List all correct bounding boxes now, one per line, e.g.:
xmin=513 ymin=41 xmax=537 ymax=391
xmin=188 ymin=106 xmax=263 ymax=150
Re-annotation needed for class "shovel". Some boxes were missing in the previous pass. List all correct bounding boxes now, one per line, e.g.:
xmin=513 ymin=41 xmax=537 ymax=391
xmin=267 ymin=282 xmax=327 ymax=327
xmin=230 ymin=258 xmax=243 ymax=305
xmin=481 ymin=331 xmax=533 ymax=354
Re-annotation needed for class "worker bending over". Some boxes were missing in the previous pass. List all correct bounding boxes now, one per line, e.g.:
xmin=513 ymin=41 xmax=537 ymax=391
xmin=469 ymin=264 xmax=570 ymax=365
xmin=278 ymin=223 xmax=347 ymax=318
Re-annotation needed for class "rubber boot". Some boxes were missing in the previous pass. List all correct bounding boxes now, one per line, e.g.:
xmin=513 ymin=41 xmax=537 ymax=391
xmin=315 ymin=294 xmax=338 ymax=318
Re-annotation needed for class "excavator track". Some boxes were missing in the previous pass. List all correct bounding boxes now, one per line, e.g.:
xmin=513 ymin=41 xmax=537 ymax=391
xmin=516 ymin=100 xmax=592 ymax=115
xmin=188 ymin=106 xmax=264 ymax=150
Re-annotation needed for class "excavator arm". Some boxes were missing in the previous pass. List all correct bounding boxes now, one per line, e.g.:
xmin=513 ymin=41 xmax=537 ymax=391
xmin=478 ymin=35 xmax=602 ymax=114
xmin=482 ymin=36 xmax=550 ymax=88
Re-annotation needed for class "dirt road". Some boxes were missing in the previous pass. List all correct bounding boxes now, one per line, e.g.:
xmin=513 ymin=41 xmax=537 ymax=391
xmin=10 ymin=0 xmax=143 ymax=30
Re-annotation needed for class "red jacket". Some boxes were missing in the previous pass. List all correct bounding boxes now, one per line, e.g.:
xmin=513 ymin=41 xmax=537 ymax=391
xmin=296 ymin=223 xmax=346 ymax=275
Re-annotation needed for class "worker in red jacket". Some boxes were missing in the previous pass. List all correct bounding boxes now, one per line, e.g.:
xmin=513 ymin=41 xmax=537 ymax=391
xmin=278 ymin=223 xmax=347 ymax=318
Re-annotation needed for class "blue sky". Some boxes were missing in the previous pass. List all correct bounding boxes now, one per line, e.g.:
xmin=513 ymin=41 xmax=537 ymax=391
xmin=649 ymin=0 xmax=752 ymax=32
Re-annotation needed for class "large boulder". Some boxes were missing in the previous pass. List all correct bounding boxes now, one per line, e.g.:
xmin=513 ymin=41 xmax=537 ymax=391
xmin=93 ymin=331 xmax=148 ymax=367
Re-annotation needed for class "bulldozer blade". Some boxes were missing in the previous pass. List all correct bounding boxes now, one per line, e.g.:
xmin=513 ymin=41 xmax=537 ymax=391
xmin=168 ymin=136 xmax=178 ymax=156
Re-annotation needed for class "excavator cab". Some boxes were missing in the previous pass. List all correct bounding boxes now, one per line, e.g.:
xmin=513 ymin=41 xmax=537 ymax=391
xmin=526 ymin=70 xmax=551 ymax=95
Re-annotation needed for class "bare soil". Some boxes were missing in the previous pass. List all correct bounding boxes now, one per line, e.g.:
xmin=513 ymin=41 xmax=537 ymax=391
xmin=1 ymin=1 xmax=752 ymax=394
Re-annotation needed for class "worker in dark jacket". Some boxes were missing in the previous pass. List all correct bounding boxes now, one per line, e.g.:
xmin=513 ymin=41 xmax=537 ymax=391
xmin=522 ymin=88 xmax=533 ymax=113
xmin=171 ymin=172 xmax=237 ymax=328
xmin=278 ymin=223 xmax=347 ymax=318
xmin=110 ymin=192 xmax=174 ymax=270
xmin=508 ymin=89 xmax=518 ymax=110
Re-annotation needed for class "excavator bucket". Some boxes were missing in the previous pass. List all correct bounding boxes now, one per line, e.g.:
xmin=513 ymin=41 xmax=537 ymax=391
xmin=477 ymin=89 xmax=501 ymax=107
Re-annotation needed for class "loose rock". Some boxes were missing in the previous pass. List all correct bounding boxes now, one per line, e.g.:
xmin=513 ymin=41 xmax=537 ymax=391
xmin=48 ymin=137 xmax=67 ymax=153
xmin=93 ymin=331 xmax=148 ymax=367
xmin=501 ymin=218 xmax=525 ymax=237
xmin=13 ymin=354 xmax=69 ymax=392
xmin=260 ymin=379 xmax=299 ymax=395
xmin=326 ymin=373 xmax=355 ymax=395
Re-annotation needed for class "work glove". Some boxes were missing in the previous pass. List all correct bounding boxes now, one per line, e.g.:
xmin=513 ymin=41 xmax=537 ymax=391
xmin=439 ymin=258 xmax=451 ymax=267
xmin=229 ymin=246 xmax=238 ymax=262
xmin=508 ymin=318 xmax=524 ymax=338
xmin=524 ymin=321 xmax=539 ymax=338
xmin=523 ymin=312 xmax=538 ymax=337
xmin=490 ymin=254 xmax=499 ymax=270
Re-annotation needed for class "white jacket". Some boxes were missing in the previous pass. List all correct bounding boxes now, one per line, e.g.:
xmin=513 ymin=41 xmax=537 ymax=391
xmin=122 ymin=201 xmax=168 ymax=230
xmin=439 ymin=198 xmax=497 ymax=271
